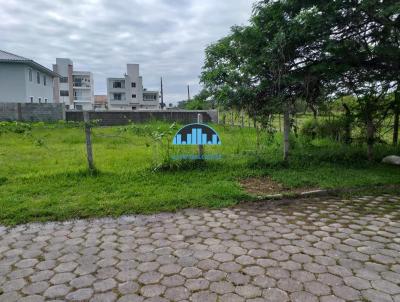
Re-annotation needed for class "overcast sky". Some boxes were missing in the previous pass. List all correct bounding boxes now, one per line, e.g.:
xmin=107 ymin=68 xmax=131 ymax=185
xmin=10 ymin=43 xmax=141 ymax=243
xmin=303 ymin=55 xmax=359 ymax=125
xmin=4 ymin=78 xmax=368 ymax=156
xmin=0 ymin=0 xmax=253 ymax=104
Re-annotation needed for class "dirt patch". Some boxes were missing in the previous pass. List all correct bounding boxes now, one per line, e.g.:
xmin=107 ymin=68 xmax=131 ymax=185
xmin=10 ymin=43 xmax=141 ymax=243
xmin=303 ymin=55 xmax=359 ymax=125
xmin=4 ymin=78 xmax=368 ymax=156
xmin=240 ymin=177 xmax=317 ymax=196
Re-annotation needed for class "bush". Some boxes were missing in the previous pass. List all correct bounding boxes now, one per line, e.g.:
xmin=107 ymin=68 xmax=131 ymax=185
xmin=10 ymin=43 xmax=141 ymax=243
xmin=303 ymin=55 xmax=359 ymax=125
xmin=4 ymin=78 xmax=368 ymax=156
xmin=247 ymin=131 xmax=400 ymax=169
xmin=0 ymin=122 xmax=32 ymax=135
xmin=301 ymin=118 xmax=348 ymax=142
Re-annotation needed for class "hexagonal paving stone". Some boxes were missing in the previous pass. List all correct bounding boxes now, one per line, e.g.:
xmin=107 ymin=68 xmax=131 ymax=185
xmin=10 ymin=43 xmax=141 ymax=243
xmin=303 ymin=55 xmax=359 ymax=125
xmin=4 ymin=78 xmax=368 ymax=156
xmin=117 ymin=294 xmax=144 ymax=302
xmin=0 ymin=194 xmax=399 ymax=301
xmin=93 ymin=278 xmax=116 ymax=292
xmin=343 ymin=276 xmax=371 ymax=290
xmin=158 ymin=263 xmax=181 ymax=275
xmin=66 ymin=288 xmax=93 ymax=301
xmin=210 ymin=281 xmax=235 ymax=295
xmin=140 ymin=284 xmax=166 ymax=298
xmin=164 ymin=286 xmax=190 ymax=300
xmin=161 ymin=275 xmax=185 ymax=287
xmin=371 ymin=279 xmax=400 ymax=295
xmin=118 ymin=281 xmax=140 ymax=294
xmin=191 ymin=290 xmax=217 ymax=302
xmin=43 ymin=284 xmax=71 ymax=299
xmin=235 ymin=285 xmax=262 ymax=299
xmin=262 ymin=288 xmax=289 ymax=302
xmin=185 ymin=278 xmax=209 ymax=291
xmin=138 ymin=271 xmax=163 ymax=284
xmin=290 ymin=291 xmax=318 ymax=302
xmin=21 ymin=281 xmax=50 ymax=295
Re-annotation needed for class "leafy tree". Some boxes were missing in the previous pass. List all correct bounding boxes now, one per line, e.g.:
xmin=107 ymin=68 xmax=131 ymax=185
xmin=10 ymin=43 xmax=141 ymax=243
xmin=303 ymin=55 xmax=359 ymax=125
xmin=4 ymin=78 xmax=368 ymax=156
xmin=178 ymin=89 xmax=214 ymax=110
xmin=201 ymin=0 xmax=400 ymax=161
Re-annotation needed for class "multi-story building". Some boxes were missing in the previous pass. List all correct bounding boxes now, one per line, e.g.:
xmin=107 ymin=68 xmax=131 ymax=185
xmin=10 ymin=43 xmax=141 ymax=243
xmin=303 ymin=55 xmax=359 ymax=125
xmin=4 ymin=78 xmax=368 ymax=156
xmin=0 ymin=50 xmax=58 ymax=103
xmin=107 ymin=64 xmax=159 ymax=110
xmin=53 ymin=58 xmax=94 ymax=110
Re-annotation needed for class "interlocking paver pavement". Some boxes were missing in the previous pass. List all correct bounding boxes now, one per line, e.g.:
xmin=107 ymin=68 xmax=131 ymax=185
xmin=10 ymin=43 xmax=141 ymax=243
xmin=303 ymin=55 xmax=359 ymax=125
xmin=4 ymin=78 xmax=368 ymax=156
xmin=1 ymin=195 xmax=399 ymax=301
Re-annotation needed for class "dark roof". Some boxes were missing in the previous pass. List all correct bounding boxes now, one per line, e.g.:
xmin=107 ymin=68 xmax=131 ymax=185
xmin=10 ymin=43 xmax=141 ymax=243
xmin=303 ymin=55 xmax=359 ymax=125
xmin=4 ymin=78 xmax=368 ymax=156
xmin=0 ymin=49 xmax=59 ymax=77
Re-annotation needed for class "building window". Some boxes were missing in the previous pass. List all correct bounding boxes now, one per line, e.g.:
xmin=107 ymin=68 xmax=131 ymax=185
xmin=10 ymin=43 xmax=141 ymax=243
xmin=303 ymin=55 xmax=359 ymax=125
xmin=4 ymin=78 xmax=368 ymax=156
xmin=131 ymin=82 xmax=136 ymax=88
xmin=113 ymin=81 xmax=123 ymax=88
xmin=38 ymin=97 xmax=42 ymax=103
xmin=29 ymin=96 xmax=34 ymax=103
xmin=132 ymin=94 xmax=136 ymax=98
xmin=43 ymin=75 xmax=46 ymax=86
xmin=37 ymin=72 xmax=40 ymax=84
xmin=44 ymin=98 xmax=48 ymax=103
xmin=29 ymin=69 xmax=32 ymax=81
xmin=60 ymin=90 xmax=69 ymax=96
xmin=60 ymin=77 xmax=68 ymax=83
xmin=113 ymin=93 xmax=122 ymax=100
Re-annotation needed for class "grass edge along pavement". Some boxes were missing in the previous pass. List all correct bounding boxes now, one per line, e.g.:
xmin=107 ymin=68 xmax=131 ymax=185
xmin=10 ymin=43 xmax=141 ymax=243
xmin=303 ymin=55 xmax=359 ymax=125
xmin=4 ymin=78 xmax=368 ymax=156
xmin=0 ymin=121 xmax=399 ymax=226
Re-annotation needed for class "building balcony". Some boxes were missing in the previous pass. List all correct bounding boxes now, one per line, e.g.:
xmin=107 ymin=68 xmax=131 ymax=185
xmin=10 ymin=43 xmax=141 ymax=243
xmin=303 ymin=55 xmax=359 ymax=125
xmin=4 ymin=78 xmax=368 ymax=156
xmin=73 ymin=84 xmax=91 ymax=89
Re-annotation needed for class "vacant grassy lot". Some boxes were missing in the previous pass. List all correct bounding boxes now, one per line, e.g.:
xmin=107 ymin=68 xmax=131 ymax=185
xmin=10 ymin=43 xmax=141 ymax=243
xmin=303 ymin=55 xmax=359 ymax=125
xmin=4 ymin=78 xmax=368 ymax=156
xmin=0 ymin=121 xmax=399 ymax=225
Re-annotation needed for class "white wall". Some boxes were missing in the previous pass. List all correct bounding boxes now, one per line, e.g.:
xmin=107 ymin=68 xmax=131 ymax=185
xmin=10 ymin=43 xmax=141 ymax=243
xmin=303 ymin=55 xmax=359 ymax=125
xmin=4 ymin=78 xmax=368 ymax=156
xmin=0 ymin=63 xmax=26 ymax=102
xmin=107 ymin=64 xmax=159 ymax=110
xmin=25 ymin=66 xmax=54 ymax=103
xmin=0 ymin=63 xmax=54 ymax=103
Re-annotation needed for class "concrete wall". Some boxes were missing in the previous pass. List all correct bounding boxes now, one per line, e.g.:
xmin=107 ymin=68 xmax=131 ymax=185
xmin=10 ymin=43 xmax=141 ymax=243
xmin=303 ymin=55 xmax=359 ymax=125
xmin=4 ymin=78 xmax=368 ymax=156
xmin=66 ymin=110 xmax=218 ymax=126
xmin=0 ymin=103 xmax=65 ymax=122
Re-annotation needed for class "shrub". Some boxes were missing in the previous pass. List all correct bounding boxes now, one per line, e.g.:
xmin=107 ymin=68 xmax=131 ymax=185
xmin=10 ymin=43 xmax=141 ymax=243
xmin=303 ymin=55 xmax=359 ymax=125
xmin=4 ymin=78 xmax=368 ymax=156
xmin=301 ymin=118 xmax=348 ymax=142
xmin=0 ymin=122 xmax=32 ymax=135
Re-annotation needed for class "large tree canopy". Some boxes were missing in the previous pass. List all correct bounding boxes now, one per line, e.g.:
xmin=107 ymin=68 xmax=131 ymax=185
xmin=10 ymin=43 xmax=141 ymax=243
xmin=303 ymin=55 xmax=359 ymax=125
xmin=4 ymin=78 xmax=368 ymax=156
xmin=201 ymin=0 xmax=400 ymax=161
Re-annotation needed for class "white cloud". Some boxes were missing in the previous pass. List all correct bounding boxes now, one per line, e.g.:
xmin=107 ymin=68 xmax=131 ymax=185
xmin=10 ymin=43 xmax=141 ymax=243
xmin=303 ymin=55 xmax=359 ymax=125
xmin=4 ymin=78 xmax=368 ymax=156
xmin=0 ymin=0 xmax=253 ymax=103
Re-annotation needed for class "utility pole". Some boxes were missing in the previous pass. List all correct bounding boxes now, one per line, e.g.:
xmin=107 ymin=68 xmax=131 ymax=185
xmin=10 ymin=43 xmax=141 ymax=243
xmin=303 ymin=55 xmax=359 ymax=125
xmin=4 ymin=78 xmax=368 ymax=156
xmin=160 ymin=77 xmax=165 ymax=110
xmin=187 ymin=85 xmax=191 ymax=101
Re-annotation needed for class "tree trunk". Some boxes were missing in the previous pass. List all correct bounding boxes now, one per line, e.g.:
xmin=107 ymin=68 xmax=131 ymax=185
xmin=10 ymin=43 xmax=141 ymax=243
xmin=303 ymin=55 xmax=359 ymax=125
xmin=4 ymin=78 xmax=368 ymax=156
xmin=393 ymin=110 xmax=399 ymax=145
xmin=342 ymin=103 xmax=352 ymax=144
xmin=310 ymin=104 xmax=317 ymax=119
xmin=393 ymin=91 xmax=399 ymax=145
xmin=283 ymin=105 xmax=291 ymax=162
xmin=366 ymin=119 xmax=375 ymax=162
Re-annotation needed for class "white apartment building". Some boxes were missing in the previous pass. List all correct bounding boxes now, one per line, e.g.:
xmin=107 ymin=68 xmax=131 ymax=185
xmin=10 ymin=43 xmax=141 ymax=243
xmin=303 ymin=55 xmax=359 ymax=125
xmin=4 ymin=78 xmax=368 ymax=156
xmin=53 ymin=58 xmax=94 ymax=110
xmin=0 ymin=50 xmax=58 ymax=103
xmin=107 ymin=64 xmax=159 ymax=110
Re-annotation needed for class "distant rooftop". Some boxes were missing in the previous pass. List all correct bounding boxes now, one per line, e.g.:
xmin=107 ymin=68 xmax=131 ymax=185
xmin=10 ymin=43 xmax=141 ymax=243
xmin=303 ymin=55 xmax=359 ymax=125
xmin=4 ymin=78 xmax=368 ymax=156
xmin=0 ymin=49 xmax=58 ymax=77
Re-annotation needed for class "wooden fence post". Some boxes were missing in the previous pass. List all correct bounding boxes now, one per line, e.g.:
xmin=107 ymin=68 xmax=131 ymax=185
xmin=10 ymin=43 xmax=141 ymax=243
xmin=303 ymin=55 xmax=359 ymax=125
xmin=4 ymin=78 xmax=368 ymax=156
xmin=241 ymin=111 xmax=244 ymax=128
xmin=198 ymin=114 xmax=204 ymax=159
xmin=231 ymin=111 xmax=234 ymax=127
xmin=278 ymin=113 xmax=282 ymax=132
xmin=83 ymin=111 xmax=95 ymax=172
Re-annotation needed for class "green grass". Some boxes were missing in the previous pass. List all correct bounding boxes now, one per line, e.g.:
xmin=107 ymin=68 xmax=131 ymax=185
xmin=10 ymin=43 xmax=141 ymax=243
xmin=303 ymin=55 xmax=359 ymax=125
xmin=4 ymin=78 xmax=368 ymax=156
xmin=0 ymin=121 xmax=399 ymax=226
